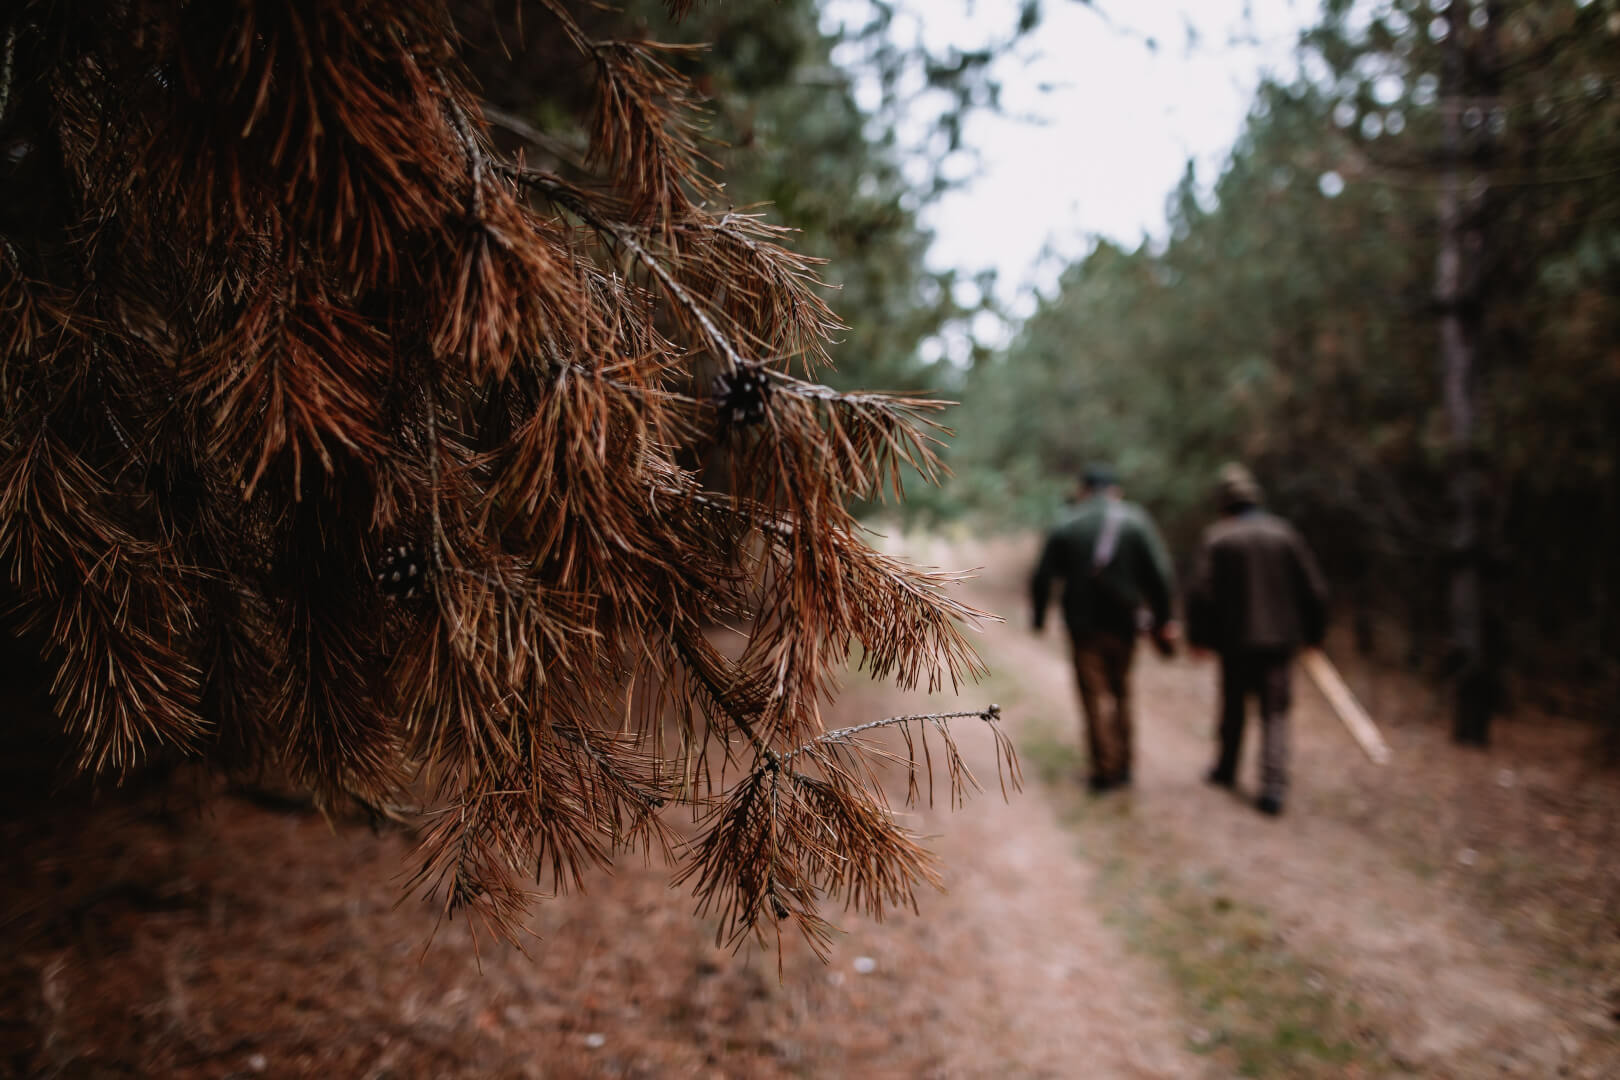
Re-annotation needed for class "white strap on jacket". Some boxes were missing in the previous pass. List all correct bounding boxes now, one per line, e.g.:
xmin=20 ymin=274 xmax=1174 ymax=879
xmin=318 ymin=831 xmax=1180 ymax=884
xmin=1092 ymin=501 xmax=1124 ymax=573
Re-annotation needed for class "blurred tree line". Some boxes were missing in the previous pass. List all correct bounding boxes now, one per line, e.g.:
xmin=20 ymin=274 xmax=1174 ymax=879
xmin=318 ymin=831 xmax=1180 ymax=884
xmin=617 ymin=0 xmax=973 ymax=389
xmin=473 ymin=0 xmax=1006 ymax=392
xmin=946 ymin=0 xmax=1620 ymax=739
xmin=492 ymin=0 xmax=1015 ymax=510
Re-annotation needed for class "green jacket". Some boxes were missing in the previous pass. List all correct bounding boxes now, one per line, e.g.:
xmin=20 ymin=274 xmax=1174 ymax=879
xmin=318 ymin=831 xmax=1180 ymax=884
xmin=1031 ymin=496 xmax=1175 ymax=639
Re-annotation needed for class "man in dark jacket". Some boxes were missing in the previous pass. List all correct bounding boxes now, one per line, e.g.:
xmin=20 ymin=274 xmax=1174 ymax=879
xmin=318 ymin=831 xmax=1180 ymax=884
xmin=1187 ymin=463 xmax=1329 ymax=816
xmin=1032 ymin=464 xmax=1177 ymax=792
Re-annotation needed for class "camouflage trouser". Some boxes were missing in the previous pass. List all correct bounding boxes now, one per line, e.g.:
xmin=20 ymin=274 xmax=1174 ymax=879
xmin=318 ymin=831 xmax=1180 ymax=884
xmin=1068 ymin=631 xmax=1136 ymax=784
xmin=1214 ymin=650 xmax=1294 ymax=801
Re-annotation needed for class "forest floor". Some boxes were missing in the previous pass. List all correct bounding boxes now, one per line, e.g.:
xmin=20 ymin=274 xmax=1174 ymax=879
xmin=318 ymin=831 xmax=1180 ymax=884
xmin=4 ymin=533 xmax=1620 ymax=1079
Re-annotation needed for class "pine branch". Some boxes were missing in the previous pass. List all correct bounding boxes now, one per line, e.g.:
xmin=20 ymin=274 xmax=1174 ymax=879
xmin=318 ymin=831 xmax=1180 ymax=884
xmin=676 ymin=704 xmax=1017 ymax=957
xmin=0 ymin=0 xmax=1013 ymax=953
xmin=508 ymin=166 xmax=751 ymax=375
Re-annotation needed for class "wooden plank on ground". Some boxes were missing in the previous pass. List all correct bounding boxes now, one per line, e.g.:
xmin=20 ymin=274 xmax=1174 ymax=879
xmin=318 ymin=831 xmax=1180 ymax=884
xmin=1302 ymin=648 xmax=1391 ymax=765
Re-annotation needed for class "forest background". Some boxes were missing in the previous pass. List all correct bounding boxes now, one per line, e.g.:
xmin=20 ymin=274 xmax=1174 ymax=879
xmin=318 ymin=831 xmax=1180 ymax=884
xmin=605 ymin=0 xmax=1620 ymax=742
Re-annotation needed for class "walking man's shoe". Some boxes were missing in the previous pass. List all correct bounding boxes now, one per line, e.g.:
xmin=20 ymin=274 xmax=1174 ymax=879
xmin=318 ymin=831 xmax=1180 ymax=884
xmin=1256 ymin=793 xmax=1284 ymax=816
xmin=1205 ymin=766 xmax=1235 ymax=789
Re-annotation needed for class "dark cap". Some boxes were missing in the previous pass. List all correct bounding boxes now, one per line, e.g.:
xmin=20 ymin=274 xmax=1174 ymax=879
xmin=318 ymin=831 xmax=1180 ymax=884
xmin=1216 ymin=462 xmax=1262 ymax=510
xmin=1082 ymin=463 xmax=1119 ymax=490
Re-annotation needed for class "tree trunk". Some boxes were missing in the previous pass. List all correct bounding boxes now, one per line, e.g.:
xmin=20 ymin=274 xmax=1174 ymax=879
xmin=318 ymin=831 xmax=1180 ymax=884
xmin=1436 ymin=2 xmax=1500 ymax=746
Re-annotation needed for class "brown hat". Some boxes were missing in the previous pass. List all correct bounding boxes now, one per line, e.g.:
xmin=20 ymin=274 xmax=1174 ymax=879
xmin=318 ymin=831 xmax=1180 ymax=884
xmin=1216 ymin=462 xmax=1262 ymax=510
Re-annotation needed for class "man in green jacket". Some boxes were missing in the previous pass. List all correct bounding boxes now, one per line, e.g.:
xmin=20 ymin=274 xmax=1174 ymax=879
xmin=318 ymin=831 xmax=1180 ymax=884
xmin=1187 ymin=463 xmax=1329 ymax=816
xmin=1031 ymin=464 xmax=1178 ymax=792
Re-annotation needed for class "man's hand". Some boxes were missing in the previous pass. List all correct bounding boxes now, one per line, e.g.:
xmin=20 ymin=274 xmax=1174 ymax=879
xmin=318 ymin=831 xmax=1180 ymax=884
xmin=1189 ymin=645 xmax=1214 ymax=662
xmin=1139 ymin=619 xmax=1178 ymax=658
xmin=1150 ymin=620 xmax=1179 ymax=658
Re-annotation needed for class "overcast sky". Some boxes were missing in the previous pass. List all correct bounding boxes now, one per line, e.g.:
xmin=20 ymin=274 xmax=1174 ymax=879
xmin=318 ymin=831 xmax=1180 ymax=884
xmin=823 ymin=0 xmax=1320 ymax=350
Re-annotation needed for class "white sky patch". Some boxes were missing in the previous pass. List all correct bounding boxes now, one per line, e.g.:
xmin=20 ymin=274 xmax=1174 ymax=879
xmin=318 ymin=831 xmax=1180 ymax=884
xmin=824 ymin=0 xmax=1320 ymax=320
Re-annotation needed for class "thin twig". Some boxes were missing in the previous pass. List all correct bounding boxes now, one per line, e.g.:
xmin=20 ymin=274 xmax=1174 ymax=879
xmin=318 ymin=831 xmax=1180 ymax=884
xmin=781 ymin=705 xmax=1003 ymax=767
xmin=505 ymin=166 xmax=744 ymax=374
xmin=0 ymin=25 xmax=14 ymax=126
xmin=440 ymin=78 xmax=486 ymax=219
xmin=424 ymin=391 xmax=447 ymax=574
xmin=481 ymin=102 xmax=587 ymax=166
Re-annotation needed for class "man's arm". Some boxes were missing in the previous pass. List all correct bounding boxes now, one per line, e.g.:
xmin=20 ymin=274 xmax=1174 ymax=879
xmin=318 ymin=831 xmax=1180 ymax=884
xmin=1030 ymin=532 xmax=1062 ymax=632
xmin=1185 ymin=530 xmax=1217 ymax=650
xmin=1135 ymin=511 xmax=1176 ymax=632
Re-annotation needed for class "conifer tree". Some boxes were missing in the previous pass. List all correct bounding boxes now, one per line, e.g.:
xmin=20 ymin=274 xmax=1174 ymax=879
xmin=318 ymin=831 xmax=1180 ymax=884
xmin=0 ymin=0 xmax=1013 ymax=952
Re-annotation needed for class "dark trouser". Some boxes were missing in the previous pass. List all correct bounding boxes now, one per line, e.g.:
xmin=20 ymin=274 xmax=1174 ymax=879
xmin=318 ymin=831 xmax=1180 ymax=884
xmin=1068 ymin=631 xmax=1136 ymax=783
xmin=1214 ymin=649 xmax=1293 ymax=802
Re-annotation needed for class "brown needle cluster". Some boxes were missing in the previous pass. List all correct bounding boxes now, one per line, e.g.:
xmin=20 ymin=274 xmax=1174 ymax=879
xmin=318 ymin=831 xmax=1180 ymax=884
xmin=0 ymin=0 xmax=1016 ymax=949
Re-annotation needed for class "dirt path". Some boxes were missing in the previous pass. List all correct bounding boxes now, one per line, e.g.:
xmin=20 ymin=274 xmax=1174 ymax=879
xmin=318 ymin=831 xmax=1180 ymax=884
xmin=1 ymin=674 xmax=1208 ymax=1079
xmin=886 ymin=530 xmax=1619 ymax=1078
xmin=983 ymin=626 xmax=1569 ymax=1074
xmin=6 ymin=532 xmax=1620 ymax=1077
xmin=829 ymin=674 xmax=1214 ymax=1080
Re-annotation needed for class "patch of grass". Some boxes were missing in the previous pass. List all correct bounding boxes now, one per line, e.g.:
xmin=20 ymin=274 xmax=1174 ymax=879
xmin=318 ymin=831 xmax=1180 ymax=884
xmin=1019 ymin=729 xmax=1084 ymax=786
xmin=1397 ymin=851 xmax=1441 ymax=883
xmin=985 ymin=654 xmax=1086 ymax=787
xmin=1080 ymin=819 xmax=1402 ymax=1077
xmin=1111 ymin=869 xmax=1387 ymax=1078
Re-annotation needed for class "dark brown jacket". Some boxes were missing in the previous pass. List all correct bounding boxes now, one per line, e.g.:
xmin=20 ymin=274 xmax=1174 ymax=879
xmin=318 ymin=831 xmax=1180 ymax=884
xmin=1187 ymin=509 xmax=1328 ymax=653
